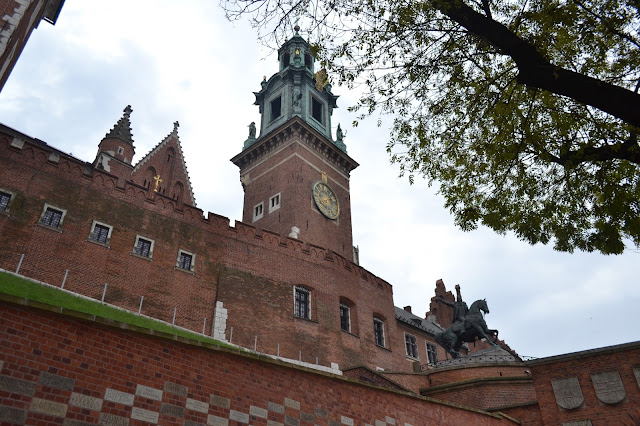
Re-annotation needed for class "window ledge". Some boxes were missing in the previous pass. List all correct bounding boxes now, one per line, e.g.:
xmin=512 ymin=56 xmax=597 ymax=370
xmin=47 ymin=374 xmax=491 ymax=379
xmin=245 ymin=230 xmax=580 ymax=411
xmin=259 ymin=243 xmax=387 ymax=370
xmin=130 ymin=252 xmax=152 ymax=261
xmin=405 ymin=356 xmax=420 ymax=362
xmin=174 ymin=267 xmax=194 ymax=275
xmin=36 ymin=222 xmax=62 ymax=233
xmin=341 ymin=330 xmax=359 ymax=338
xmin=293 ymin=316 xmax=318 ymax=324
xmin=86 ymin=238 xmax=110 ymax=248
xmin=375 ymin=344 xmax=392 ymax=352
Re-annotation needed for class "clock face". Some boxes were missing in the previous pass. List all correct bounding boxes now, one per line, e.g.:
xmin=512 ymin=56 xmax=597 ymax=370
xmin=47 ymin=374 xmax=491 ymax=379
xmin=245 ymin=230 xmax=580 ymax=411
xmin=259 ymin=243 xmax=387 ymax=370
xmin=312 ymin=181 xmax=340 ymax=220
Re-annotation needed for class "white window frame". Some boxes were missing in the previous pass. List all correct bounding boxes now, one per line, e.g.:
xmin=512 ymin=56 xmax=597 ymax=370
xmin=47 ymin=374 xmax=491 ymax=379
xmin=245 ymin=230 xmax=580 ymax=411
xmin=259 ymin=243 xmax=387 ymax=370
xmin=0 ymin=188 xmax=15 ymax=214
xmin=253 ymin=202 xmax=264 ymax=222
xmin=340 ymin=303 xmax=351 ymax=332
xmin=38 ymin=203 xmax=67 ymax=231
xmin=294 ymin=285 xmax=311 ymax=320
xmin=426 ymin=342 xmax=438 ymax=365
xmin=132 ymin=234 xmax=155 ymax=259
xmin=373 ymin=317 xmax=385 ymax=348
xmin=87 ymin=220 xmax=113 ymax=246
xmin=405 ymin=333 xmax=419 ymax=360
xmin=269 ymin=193 xmax=281 ymax=213
xmin=176 ymin=249 xmax=196 ymax=273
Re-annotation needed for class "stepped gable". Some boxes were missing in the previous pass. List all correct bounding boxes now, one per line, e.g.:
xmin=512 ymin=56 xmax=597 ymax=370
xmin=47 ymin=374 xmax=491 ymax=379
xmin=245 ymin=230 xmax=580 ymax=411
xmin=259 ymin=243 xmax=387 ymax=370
xmin=131 ymin=121 xmax=196 ymax=206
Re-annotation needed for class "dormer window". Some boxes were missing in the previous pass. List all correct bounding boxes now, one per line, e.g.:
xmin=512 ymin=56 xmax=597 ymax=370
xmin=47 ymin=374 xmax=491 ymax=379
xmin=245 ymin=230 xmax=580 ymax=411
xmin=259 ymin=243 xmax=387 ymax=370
xmin=270 ymin=96 xmax=282 ymax=122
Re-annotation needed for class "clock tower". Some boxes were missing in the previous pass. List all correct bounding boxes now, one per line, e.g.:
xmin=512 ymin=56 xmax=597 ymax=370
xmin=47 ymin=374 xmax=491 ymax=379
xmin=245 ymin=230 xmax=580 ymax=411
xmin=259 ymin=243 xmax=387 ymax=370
xmin=231 ymin=27 xmax=359 ymax=261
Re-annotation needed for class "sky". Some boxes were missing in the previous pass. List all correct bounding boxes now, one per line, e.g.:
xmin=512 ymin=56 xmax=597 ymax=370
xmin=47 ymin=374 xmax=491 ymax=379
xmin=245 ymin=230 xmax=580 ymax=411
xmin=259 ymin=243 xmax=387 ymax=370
xmin=0 ymin=1 xmax=637 ymax=359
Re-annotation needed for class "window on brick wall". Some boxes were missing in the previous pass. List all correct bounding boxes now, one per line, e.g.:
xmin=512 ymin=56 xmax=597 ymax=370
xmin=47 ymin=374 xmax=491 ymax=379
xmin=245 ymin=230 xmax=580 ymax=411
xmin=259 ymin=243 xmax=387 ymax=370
xmin=132 ymin=235 xmax=154 ymax=259
xmin=270 ymin=95 xmax=282 ymax=121
xmin=294 ymin=286 xmax=311 ymax=319
xmin=176 ymin=249 xmax=195 ymax=273
xmin=340 ymin=303 xmax=351 ymax=332
xmin=405 ymin=333 xmax=419 ymax=359
xmin=373 ymin=317 xmax=385 ymax=347
xmin=38 ymin=204 xmax=66 ymax=229
xmin=253 ymin=202 xmax=264 ymax=222
xmin=88 ymin=220 xmax=113 ymax=245
xmin=0 ymin=189 xmax=14 ymax=213
xmin=427 ymin=342 xmax=438 ymax=365
xmin=269 ymin=193 xmax=281 ymax=213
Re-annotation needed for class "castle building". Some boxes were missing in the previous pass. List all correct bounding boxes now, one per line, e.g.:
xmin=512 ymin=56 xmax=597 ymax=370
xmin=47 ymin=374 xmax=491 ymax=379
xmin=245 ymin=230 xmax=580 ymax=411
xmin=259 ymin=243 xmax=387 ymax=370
xmin=2 ymin=27 xmax=639 ymax=426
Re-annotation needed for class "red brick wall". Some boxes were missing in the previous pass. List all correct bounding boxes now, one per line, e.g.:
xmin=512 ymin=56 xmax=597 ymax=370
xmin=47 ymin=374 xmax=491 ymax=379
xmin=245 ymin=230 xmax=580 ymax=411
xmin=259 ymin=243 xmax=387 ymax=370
xmin=528 ymin=342 xmax=640 ymax=425
xmin=0 ymin=126 xmax=407 ymax=373
xmin=0 ymin=300 xmax=517 ymax=425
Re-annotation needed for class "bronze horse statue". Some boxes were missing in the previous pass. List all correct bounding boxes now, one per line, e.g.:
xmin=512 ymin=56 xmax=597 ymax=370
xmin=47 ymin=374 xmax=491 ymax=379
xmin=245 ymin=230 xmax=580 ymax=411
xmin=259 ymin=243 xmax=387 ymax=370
xmin=435 ymin=299 xmax=499 ymax=359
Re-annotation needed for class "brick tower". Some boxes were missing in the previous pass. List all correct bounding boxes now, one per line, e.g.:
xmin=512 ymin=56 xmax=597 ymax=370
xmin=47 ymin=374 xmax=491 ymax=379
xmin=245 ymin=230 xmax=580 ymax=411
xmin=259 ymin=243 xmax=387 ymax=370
xmin=231 ymin=26 xmax=359 ymax=261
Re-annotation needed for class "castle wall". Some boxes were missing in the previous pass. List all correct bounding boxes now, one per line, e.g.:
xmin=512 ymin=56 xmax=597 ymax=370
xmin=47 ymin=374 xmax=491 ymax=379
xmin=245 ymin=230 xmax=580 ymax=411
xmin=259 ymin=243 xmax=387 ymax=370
xmin=0 ymin=126 xmax=402 ymax=371
xmin=0 ymin=299 xmax=516 ymax=425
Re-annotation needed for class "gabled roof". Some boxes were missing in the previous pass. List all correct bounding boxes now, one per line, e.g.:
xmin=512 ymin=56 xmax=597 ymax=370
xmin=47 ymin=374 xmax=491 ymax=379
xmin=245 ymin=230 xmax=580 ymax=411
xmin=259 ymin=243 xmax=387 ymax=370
xmin=132 ymin=121 xmax=196 ymax=206
xmin=103 ymin=105 xmax=135 ymax=147
xmin=395 ymin=306 xmax=443 ymax=336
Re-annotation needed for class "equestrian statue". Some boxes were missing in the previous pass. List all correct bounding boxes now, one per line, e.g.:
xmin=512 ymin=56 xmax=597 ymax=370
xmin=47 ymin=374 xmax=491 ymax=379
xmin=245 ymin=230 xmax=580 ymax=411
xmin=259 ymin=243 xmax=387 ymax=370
xmin=434 ymin=285 xmax=499 ymax=359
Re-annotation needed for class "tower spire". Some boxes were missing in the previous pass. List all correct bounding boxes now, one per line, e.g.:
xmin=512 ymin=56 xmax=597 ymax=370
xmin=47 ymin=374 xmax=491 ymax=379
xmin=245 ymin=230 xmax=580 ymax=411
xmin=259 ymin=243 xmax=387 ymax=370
xmin=103 ymin=105 xmax=135 ymax=147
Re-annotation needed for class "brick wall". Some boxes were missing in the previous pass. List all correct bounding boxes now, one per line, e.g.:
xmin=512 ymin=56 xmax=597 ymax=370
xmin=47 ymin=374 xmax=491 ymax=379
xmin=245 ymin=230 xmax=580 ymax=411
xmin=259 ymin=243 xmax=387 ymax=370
xmin=0 ymin=299 xmax=517 ymax=425
xmin=528 ymin=342 xmax=640 ymax=425
xmin=0 ymin=125 xmax=408 ymax=373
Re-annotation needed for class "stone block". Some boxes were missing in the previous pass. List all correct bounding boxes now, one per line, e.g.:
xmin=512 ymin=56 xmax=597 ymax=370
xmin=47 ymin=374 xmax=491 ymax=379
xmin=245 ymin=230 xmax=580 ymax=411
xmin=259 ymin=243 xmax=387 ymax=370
xmin=136 ymin=384 xmax=163 ymax=401
xmin=164 ymin=381 xmax=188 ymax=397
xmin=267 ymin=421 xmax=284 ymax=426
xmin=250 ymin=405 xmax=268 ymax=418
xmin=0 ymin=375 xmax=36 ymax=396
xmin=284 ymin=415 xmax=300 ymax=426
xmin=0 ymin=406 xmax=27 ymax=424
xmin=210 ymin=394 xmax=230 ymax=409
xmin=131 ymin=407 xmax=159 ymax=423
xmin=104 ymin=388 xmax=135 ymax=406
xmin=385 ymin=416 xmax=396 ymax=425
xmin=268 ymin=401 xmax=284 ymax=414
xmin=186 ymin=398 xmax=209 ymax=414
xmin=30 ymin=397 xmax=68 ymax=417
xmin=341 ymin=415 xmax=354 ymax=425
xmin=229 ymin=410 xmax=249 ymax=423
xmin=300 ymin=411 xmax=314 ymax=422
xmin=38 ymin=372 xmax=74 ymax=391
xmin=314 ymin=408 xmax=328 ymax=418
xmin=98 ymin=412 xmax=129 ymax=425
xmin=284 ymin=398 xmax=300 ymax=410
xmin=70 ymin=392 xmax=103 ymax=411
xmin=207 ymin=415 xmax=229 ymax=426
xmin=161 ymin=403 xmax=185 ymax=418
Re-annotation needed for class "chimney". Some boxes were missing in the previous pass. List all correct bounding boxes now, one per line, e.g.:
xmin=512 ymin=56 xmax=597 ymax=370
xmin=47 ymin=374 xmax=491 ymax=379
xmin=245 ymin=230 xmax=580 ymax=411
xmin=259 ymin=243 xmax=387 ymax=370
xmin=403 ymin=306 xmax=412 ymax=313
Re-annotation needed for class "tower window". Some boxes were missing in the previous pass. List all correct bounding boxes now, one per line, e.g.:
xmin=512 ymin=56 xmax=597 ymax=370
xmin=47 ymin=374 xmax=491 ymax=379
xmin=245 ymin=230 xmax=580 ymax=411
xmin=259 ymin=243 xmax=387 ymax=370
xmin=373 ymin=317 xmax=385 ymax=347
xmin=305 ymin=54 xmax=312 ymax=70
xmin=405 ymin=333 xmax=419 ymax=359
xmin=340 ymin=303 xmax=351 ymax=332
xmin=269 ymin=193 xmax=281 ymax=213
xmin=117 ymin=146 xmax=124 ymax=155
xmin=253 ymin=202 xmax=264 ymax=222
xmin=270 ymin=96 xmax=282 ymax=121
xmin=294 ymin=286 xmax=311 ymax=319
xmin=311 ymin=96 xmax=323 ymax=125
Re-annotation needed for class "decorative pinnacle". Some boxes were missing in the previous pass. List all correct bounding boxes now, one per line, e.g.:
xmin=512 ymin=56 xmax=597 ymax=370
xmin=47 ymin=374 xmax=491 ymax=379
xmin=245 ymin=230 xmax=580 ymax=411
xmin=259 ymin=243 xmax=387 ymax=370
xmin=173 ymin=121 xmax=180 ymax=132
xmin=104 ymin=105 xmax=134 ymax=146
xmin=294 ymin=24 xmax=300 ymax=33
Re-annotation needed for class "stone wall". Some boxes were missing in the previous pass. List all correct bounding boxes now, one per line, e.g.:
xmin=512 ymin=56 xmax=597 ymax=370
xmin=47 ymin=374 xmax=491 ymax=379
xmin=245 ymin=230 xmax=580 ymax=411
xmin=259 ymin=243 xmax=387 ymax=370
xmin=0 ymin=299 xmax=517 ymax=425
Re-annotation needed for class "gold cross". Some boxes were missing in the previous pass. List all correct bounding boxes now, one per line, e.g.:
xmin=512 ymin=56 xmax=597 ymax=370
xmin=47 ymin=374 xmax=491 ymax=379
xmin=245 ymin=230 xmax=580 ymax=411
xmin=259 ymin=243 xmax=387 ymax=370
xmin=153 ymin=175 xmax=162 ymax=192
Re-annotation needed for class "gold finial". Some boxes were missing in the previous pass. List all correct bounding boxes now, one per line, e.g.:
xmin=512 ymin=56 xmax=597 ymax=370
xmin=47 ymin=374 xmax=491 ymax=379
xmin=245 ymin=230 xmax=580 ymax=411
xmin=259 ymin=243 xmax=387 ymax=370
xmin=153 ymin=175 xmax=163 ymax=192
xmin=321 ymin=171 xmax=327 ymax=183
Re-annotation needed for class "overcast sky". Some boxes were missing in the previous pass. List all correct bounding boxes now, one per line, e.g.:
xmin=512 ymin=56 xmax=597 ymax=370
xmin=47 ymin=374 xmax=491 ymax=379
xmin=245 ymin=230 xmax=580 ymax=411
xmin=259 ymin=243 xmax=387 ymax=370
xmin=1 ymin=1 xmax=637 ymax=359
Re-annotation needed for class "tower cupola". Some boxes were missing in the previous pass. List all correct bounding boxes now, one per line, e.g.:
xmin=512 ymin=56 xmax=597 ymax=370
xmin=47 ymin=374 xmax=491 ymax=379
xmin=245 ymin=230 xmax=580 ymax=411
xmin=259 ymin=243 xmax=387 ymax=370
xmin=247 ymin=26 xmax=343 ymax=151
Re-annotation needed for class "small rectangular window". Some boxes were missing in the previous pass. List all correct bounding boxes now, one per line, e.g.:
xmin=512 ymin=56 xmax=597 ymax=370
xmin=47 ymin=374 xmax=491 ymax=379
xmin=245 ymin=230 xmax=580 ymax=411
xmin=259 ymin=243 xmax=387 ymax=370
xmin=405 ymin=333 xmax=419 ymax=359
xmin=270 ymin=96 xmax=282 ymax=121
xmin=176 ymin=249 xmax=195 ymax=272
xmin=373 ymin=317 xmax=385 ymax=347
xmin=269 ymin=193 xmax=281 ymax=213
xmin=294 ymin=286 xmax=310 ymax=319
xmin=340 ymin=304 xmax=350 ymax=332
xmin=133 ymin=235 xmax=154 ymax=259
xmin=0 ymin=190 xmax=13 ymax=212
xmin=39 ymin=204 xmax=66 ymax=229
xmin=253 ymin=202 xmax=264 ymax=222
xmin=427 ymin=342 xmax=438 ymax=365
xmin=311 ymin=96 xmax=323 ymax=124
xmin=88 ymin=220 xmax=113 ymax=245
